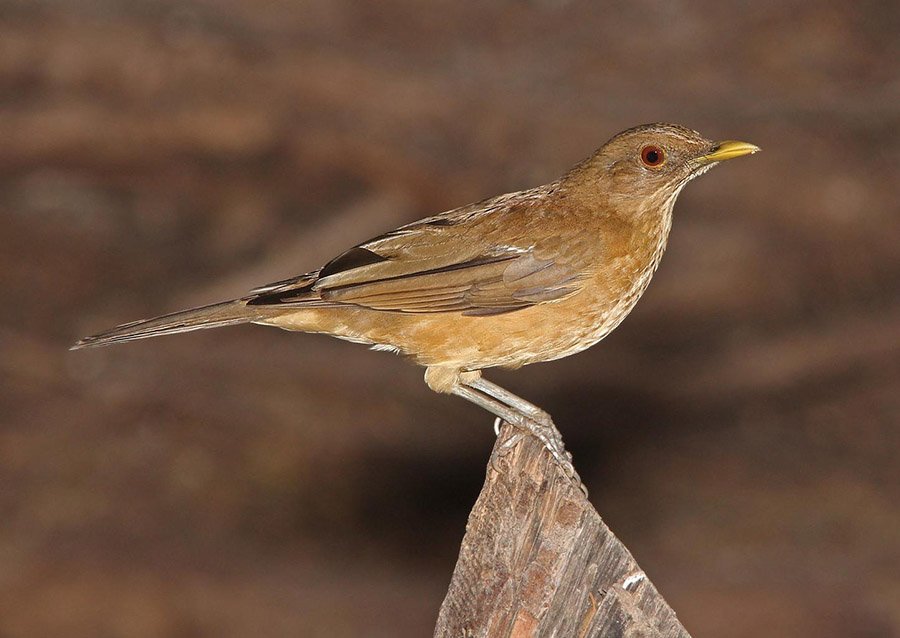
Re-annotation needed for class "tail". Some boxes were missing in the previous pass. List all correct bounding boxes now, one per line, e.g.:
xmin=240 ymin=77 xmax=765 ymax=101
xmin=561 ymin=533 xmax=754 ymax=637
xmin=71 ymin=299 xmax=258 ymax=350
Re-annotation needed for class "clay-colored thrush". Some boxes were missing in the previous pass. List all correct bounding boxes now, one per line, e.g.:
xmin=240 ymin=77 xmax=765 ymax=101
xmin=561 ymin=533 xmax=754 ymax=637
xmin=73 ymin=123 xmax=759 ymax=480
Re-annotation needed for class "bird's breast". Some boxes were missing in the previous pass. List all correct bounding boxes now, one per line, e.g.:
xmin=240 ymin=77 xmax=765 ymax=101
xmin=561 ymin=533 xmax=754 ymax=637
xmin=518 ymin=207 xmax=674 ymax=364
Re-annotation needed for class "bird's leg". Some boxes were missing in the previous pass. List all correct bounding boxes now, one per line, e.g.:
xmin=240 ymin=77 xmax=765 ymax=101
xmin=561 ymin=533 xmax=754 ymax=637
xmin=451 ymin=382 xmax=580 ymax=485
xmin=463 ymin=377 xmax=585 ymax=493
xmin=467 ymin=376 xmax=568 ymax=462
xmin=467 ymin=377 xmax=563 ymax=446
xmin=426 ymin=365 xmax=581 ymax=488
xmin=450 ymin=385 xmax=530 ymax=435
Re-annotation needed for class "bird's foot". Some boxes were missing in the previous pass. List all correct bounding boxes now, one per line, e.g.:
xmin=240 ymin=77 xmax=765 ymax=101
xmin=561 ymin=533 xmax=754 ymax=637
xmin=489 ymin=419 xmax=525 ymax=473
xmin=500 ymin=414 xmax=586 ymax=496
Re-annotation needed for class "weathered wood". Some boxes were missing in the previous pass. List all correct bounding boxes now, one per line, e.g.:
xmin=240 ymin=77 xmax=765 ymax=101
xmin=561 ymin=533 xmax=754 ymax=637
xmin=435 ymin=424 xmax=692 ymax=638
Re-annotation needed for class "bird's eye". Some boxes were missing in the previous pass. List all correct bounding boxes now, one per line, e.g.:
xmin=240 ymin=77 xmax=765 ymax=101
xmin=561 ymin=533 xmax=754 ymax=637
xmin=640 ymin=145 xmax=666 ymax=167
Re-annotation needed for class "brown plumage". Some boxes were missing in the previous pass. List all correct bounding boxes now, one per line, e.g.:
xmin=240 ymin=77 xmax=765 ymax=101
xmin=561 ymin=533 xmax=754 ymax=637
xmin=73 ymin=123 xmax=759 ymax=483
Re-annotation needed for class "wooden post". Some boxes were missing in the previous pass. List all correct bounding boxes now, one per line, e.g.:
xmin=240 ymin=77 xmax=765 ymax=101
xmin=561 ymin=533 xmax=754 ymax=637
xmin=434 ymin=423 xmax=692 ymax=638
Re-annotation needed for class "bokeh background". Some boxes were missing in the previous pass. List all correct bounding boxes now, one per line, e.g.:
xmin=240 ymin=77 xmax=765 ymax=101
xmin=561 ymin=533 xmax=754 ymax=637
xmin=1 ymin=1 xmax=898 ymax=636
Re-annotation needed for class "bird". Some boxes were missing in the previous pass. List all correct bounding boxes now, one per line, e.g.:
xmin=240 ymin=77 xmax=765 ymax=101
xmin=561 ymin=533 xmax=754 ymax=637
xmin=73 ymin=123 xmax=759 ymax=484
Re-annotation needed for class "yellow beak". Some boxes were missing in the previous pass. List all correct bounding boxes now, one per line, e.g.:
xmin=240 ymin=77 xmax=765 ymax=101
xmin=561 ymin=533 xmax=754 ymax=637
xmin=698 ymin=140 xmax=761 ymax=164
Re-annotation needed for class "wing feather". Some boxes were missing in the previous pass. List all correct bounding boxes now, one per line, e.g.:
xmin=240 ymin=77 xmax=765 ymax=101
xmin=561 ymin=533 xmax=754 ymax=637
xmin=247 ymin=190 xmax=586 ymax=314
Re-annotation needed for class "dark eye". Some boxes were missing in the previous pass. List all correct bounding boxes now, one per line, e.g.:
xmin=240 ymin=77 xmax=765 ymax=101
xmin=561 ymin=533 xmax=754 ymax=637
xmin=640 ymin=145 xmax=666 ymax=167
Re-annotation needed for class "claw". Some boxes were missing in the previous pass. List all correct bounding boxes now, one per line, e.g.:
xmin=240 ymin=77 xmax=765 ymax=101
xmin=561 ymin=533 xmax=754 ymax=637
xmin=454 ymin=377 xmax=586 ymax=496
xmin=489 ymin=430 xmax=524 ymax=474
xmin=503 ymin=415 xmax=586 ymax=496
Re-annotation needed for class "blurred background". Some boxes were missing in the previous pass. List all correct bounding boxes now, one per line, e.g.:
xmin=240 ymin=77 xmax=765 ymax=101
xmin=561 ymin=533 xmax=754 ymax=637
xmin=1 ymin=0 xmax=898 ymax=636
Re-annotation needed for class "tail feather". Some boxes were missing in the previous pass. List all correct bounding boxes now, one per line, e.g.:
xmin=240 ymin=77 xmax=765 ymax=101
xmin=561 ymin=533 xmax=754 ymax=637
xmin=71 ymin=299 xmax=256 ymax=350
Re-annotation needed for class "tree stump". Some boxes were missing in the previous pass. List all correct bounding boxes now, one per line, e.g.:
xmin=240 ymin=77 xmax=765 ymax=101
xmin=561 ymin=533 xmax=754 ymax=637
xmin=434 ymin=423 xmax=692 ymax=638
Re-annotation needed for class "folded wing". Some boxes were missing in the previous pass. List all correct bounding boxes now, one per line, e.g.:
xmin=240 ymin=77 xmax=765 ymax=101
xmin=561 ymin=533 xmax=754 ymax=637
xmin=247 ymin=214 xmax=584 ymax=316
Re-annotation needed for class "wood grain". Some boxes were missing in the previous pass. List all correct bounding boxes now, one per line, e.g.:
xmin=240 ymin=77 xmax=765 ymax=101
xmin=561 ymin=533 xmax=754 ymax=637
xmin=435 ymin=424 xmax=691 ymax=638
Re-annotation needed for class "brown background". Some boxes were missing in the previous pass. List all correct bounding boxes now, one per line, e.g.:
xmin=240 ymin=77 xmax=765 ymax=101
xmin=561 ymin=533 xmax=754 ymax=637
xmin=1 ymin=1 xmax=898 ymax=636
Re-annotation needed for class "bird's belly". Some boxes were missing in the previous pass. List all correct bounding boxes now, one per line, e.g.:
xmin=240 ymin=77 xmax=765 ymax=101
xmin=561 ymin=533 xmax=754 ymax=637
xmin=359 ymin=265 xmax=654 ymax=370
xmin=267 ymin=262 xmax=657 ymax=371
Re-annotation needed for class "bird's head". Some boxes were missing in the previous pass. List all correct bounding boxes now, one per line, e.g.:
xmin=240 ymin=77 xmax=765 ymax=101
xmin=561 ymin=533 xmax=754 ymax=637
xmin=566 ymin=123 xmax=759 ymax=213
